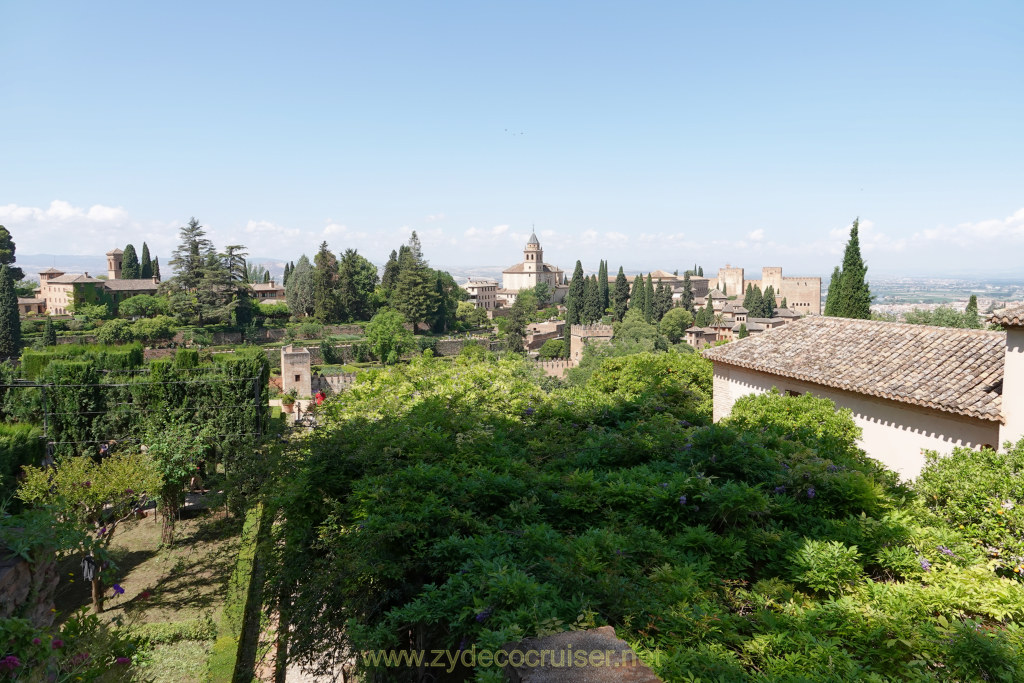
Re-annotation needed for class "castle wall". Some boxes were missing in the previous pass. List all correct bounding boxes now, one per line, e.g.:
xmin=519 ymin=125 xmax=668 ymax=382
xmin=570 ymin=324 xmax=614 ymax=361
xmin=716 ymin=267 xmax=744 ymax=298
xmin=779 ymin=277 xmax=821 ymax=315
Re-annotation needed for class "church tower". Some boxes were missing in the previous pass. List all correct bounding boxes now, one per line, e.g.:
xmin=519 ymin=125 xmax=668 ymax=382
xmin=524 ymin=232 xmax=542 ymax=274
xmin=106 ymin=248 xmax=124 ymax=280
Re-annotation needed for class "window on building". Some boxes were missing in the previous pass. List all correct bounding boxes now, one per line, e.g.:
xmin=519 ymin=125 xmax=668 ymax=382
xmin=294 ymin=374 xmax=301 ymax=382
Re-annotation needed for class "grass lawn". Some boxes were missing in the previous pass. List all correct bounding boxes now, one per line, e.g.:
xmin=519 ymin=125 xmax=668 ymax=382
xmin=52 ymin=492 xmax=241 ymax=683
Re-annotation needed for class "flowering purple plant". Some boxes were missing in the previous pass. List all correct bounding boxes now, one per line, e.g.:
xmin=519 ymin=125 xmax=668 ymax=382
xmin=0 ymin=656 xmax=20 ymax=671
xmin=806 ymin=487 xmax=816 ymax=499
xmin=938 ymin=545 xmax=955 ymax=557
xmin=773 ymin=486 xmax=786 ymax=495
xmin=678 ymin=495 xmax=687 ymax=506
xmin=475 ymin=607 xmax=493 ymax=623
xmin=919 ymin=557 xmax=932 ymax=572
xmin=112 ymin=583 xmax=125 ymax=595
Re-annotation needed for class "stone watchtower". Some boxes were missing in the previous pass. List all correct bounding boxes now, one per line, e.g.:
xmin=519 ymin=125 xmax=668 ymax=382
xmin=106 ymin=248 xmax=123 ymax=280
xmin=523 ymin=231 xmax=542 ymax=274
xmin=281 ymin=345 xmax=312 ymax=397
xmin=570 ymin=324 xmax=615 ymax=362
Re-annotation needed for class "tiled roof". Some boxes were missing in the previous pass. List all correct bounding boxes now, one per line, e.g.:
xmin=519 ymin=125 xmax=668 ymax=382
xmin=734 ymin=322 xmax=765 ymax=332
xmin=703 ymin=316 xmax=1005 ymax=422
xmin=102 ymin=279 xmax=159 ymax=291
xmin=991 ymin=304 xmax=1024 ymax=327
xmin=251 ymin=282 xmax=284 ymax=292
xmin=106 ymin=248 xmax=123 ymax=255
xmin=502 ymin=263 xmax=562 ymax=274
xmin=18 ymin=297 xmax=44 ymax=305
xmin=48 ymin=273 xmax=103 ymax=284
xmin=39 ymin=267 xmax=64 ymax=274
xmin=709 ymin=289 xmax=727 ymax=299
xmin=776 ymin=308 xmax=800 ymax=318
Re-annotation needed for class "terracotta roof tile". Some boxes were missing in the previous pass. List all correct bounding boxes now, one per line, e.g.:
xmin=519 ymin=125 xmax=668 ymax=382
xmin=102 ymin=279 xmax=160 ymax=291
xmin=703 ymin=317 xmax=1005 ymax=422
xmin=991 ymin=304 xmax=1024 ymax=327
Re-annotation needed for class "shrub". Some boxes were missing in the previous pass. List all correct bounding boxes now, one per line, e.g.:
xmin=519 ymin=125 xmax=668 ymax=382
xmin=537 ymin=339 xmax=565 ymax=360
xmin=130 ymin=315 xmax=176 ymax=341
xmin=95 ymin=318 xmax=134 ymax=344
xmin=789 ymin=539 xmax=863 ymax=593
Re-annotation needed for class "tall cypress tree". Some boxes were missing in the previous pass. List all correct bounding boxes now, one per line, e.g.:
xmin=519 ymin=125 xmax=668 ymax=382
xmin=657 ymin=282 xmax=673 ymax=321
xmin=122 ymin=244 xmax=140 ymax=279
xmin=564 ymin=261 xmax=585 ymax=326
xmin=750 ymin=287 xmax=764 ymax=318
xmin=44 ymin=316 xmax=57 ymax=346
xmin=598 ymin=260 xmax=609 ymax=311
xmin=644 ymin=273 xmax=655 ymax=323
xmin=762 ymin=285 xmax=776 ymax=318
xmin=681 ymin=273 xmax=694 ymax=313
xmin=586 ymin=274 xmax=604 ymax=322
xmin=151 ymin=257 xmax=161 ymax=281
xmin=836 ymin=218 xmax=872 ymax=319
xmin=612 ymin=266 xmax=629 ymax=321
xmin=263 ymin=271 xmax=271 ymax=283
xmin=965 ymin=295 xmax=980 ymax=329
xmin=629 ymin=273 xmax=645 ymax=314
xmin=0 ymin=265 xmax=21 ymax=360
xmin=722 ymin=282 xmax=727 ymax=296
xmin=313 ymin=241 xmax=340 ymax=322
xmin=824 ymin=266 xmax=841 ymax=316
xmin=140 ymin=242 xmax=152 ymax=279
xmin=743 ymin=283 xmax=755 ymax=311
xmin=505 ymin=297 xmax=529 ymax=354
xmin=698 ymin=266 xmax=703 ymax=277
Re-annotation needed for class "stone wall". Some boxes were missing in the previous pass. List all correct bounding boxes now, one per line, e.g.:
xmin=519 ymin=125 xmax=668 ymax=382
xmin=0 ymin=550 xmax=58 ymax=628
xmin=315 ymin=373 xmax=359 ymax=394
xmin=281 ymin=345 xmax=313 ymax=397
xmin=535 ymin=359 xmax=575 ymax=378
xmin=569 ymin=324 xmax=614 ymax=362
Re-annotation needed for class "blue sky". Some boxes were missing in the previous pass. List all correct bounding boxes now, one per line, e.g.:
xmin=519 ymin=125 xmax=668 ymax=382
xmin=2 ymin=1 xmax=1022 ymax=277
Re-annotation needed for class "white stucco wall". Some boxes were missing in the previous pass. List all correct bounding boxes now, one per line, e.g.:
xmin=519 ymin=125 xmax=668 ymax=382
xmin=712 ymin=363 xmax=1001 ymax=480
xmin=1002 ymin=327 xmax=1024 ymax=447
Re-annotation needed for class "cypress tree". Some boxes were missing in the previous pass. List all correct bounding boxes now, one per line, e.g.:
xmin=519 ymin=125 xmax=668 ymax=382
xmin=695 ymin=298 xmax=714 ymax=327
xmin=0 ymin=226 xmax=24 ymax=281
xmin=658 ymin=282 xmax=674 ymax=321
xmin=629 ymin=273 xmax=645 ymax=314
xmin=762 ymin=285 xmax=776 ymax=318
xmin=0 ymin=265 xmax=21 ymax=360
xmin=140 ymin=242 xmax=152 ymax=279
xmin=505 ymin=297 xmax=529 ymax=354
xmin=750 ymin=287 xmax=764 ymax=318
xmin=836 ymin=218 xmax=872 ymax=319
xmin=780 ymin=297 xmax=788 ymax=310
xmin=681 ymin=273 xmax=694 ymax=313
xmin=313 ymin=241 xmax=340 ymax=322
xmin=612 ymin=267 xmax=630 ymax=322
xmin=965 ymin=295 xmax=980 ymax=329
xmin=722 ymin=282 xmax=727 ymax=296
xmin=264 ymin=270 xmax=271 ymax=283
xmin=743 ymin=283 xmax=755 ymax=311
xmin=599 ymin=260 xmax=610 ymax=311
xmin=698 ymin=266 xmax=703 ymax=277
xmin=644 ymin=273 xmax=655 ymax=322
xmin=565 ymin=261 xmax=585 ymax=326
xmin=737 ymin=323 xmax=749 ymax=339
xmin=44 ymin=316 xmax=57 ymax=346
xmin=122 ymin=244 xmax=140 ymax=279
xmin=151 ymin=257 xmax=161 ymax=281
xmin=824 ymin=266 xmax=841 ymax=316
xmin=583 ymin=275 xmax=602 ymax=323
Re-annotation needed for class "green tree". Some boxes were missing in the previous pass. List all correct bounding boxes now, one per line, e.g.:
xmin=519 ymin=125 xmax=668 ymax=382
xmin=737 ymin=322 xmax=749 ymax=338
xmin=824 ymin=266 xmax=841 ymax=316
xmin=19 ymin=451 xmax=161 ymax=612
xmin=659 ymin=307 xmax=694 ymax=343
xmin=96 ymin=318 xmax=134 ymax=344
xmin=612 ymin=266 xmax=630 ymax=322
xmin=680 ymin=272 xmax=695 ymax=313
xmin=780 ymin=297 xmax=788 ymax=310
xmin=365 ymin=308 xmax=414 ymax=364
xmin=0 ymin=265 xmax=21 ymax=360
xmin=140 ymin=242 xmax=153 ymax=279
xmin=392 ymin=232 xmax=435 ymax=330
xmin=121 ymin=244 xmax=140 ymax=279
xmin=505 ymin=297 xmax=529 ymax=354
xmin=721 ymin=281 xmax=727 ymax=296
xmin=144 ymin=422 xmax=207 ymax=544
xmin=537 ymin=338 xmax=565 ymax=359
xmin=698 ymin=266 xmax=703 ymax=277
xmin=0 ymin=226 xmax=24 ymax=281
xmin=151 ymin=256 xmax=161 ymax=281
xmin=313 ymin=242 xmax=341 ymax=322
xmin=749 ymin=286 xmax=764 ymax=318
xmin=529 ymin=282 xmax=552 ymax=308
xmin=245 ymin=262 xmax=269 ymax=284
xmin=762 ymin=285 xmax=776 ymax=318
xmin=456 ymin=301 xmax=488 ymax=329
xmin=832 ymin=218 xmax=872 ymax=319
xmin=337 ymin=249 xmax=379 ymax=322
xmin=598 ymin=260 xmax=609 ymax=311
xmin=629 ymin=274 xmax=645 ymax=316
xmin=644 ymin=273 xmax=655 ymax=323
xmin=286 ymin=255 xmax=316 ymax=317
xmin=222 ymin=244 xmax=249 ymax=283
xmin=428 ymin=270 xmax=461 ymax=333
xmin=654 ymin=281 xmax=673 ymax=322
xmin=44 ymin=316 xmax=57 ymax=346
xmin=381 ymin=249 xmax=401 ymax=294
xmin=965 ymin=295 xmax=980 ymax=329
xmin=168 ymin=217 xmax=212 ymax=289
xmin=695 ymin=297 xmax=714 ymax=327
xmin=583 ymin=274 xmax=602 ymax=323
xmin=564 ymin=261 xmax=585 ymax=326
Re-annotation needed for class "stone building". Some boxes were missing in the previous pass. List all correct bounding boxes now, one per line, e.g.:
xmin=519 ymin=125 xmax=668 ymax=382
xmin=281 ymin=345 xmax=313 ymax=397
xmin=715 ymin=265 xmax=821 ymax=315
xmin=498 ymin=232 xmax=568 ymax=306
xmin=569 ymin=323 xmax=614 ymax=361
xmin=31 ymin=249 xmax=160 ymax=317
xmin=464 ymin=279 xmax=498 ymax=310
xmin=703 ymin=314 xmax=1023 ymax=478
xmin=252 ymin=280 xmax=286 ymax=303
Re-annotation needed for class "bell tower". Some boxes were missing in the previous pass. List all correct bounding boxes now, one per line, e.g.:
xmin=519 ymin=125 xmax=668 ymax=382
xmin=524 ymin=231 xmax=542 ymax=274
xmin=106 ymin=248 xmax=123 ymax=280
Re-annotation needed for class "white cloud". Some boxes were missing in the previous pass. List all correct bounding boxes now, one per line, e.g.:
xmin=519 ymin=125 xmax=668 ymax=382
xmin=0 ymin=200 xmax=158 ymax=256
xmin=916 ymin=207 xmax=1024 ymax=246
xmin=426 ymin=213 xmax=446 ymax=222
xmin=491 ymin=224 xmax=509 ymax=235
xmin=747 ymin=228 xmax=765 ymax=242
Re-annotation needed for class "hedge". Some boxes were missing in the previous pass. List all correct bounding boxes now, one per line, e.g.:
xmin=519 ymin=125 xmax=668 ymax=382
xmin=0 ymin=424 xmax=43 ymax=501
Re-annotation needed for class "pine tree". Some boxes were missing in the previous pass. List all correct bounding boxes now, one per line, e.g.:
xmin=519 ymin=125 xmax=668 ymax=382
xmin=392 ymin=232 xmax=436 ymax=330
xmin=221 ymin=245 xmax=248 ymax=283
xmin=312 ymin=242 xmax=341 ymax=322
xmin=762 ymin=285 xmax=776 ymax=318
xmin=565 ymin=261 xmax=585 ymax=325
xmin=140 ymin=243 xmax=152 ymax=279
xmin=780 ymin=297 xmax=787 ymax=310
xmin=835 ymin=218 xmax=872 ymax=319
xmin=612 ymin=267 xmax=630 ymax=322
xmin=824 ymin=266 xmax=841 ymax=316
xmin=965 ymin=294 xmax=980 ymax=329
xmin=644 ymin=273 xmax=655 ymax=323
xmin=286 ymin=255 xmax=315 ymax=316
xmin=681 ymin=273 xmax=694 ymax=313
xmin=151 ymin=257 xmax=161 ymax=281
xmin=121 ymin=244 xmax=140 ymax=279
xmin=629 ymin=273 xmax=645 ymax=314
xmin=0 ymin=265 xmax=21 ymax=360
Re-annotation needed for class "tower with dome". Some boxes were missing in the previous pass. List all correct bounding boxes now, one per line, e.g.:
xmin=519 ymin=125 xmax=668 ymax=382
xmin=497 ymin=231 xmax=568 ymax=306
